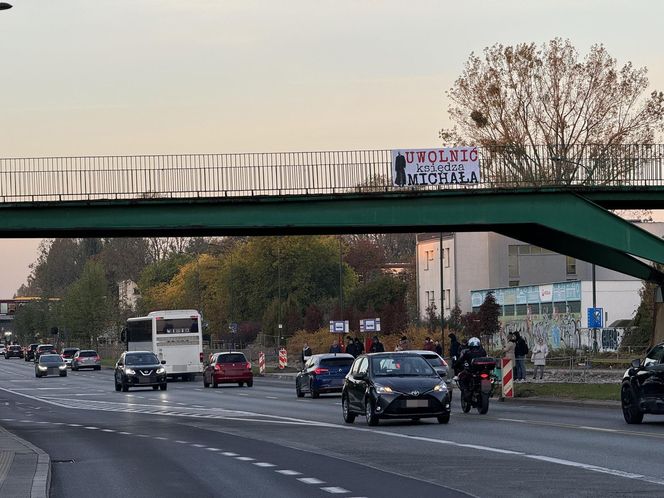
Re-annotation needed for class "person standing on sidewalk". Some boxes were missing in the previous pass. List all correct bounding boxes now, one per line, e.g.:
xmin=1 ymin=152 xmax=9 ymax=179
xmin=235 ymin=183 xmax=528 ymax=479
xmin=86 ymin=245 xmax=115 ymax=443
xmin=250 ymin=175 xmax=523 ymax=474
xmin=514 ymin=332 xmax=529 ymax=381
xmin=531 ymin=338 xmax=549 ymax=380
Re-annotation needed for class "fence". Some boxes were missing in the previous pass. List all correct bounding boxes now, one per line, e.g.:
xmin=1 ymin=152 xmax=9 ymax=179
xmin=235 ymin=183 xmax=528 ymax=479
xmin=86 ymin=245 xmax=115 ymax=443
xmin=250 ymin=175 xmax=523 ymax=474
xmin=2 ymin=144 xmax=664 ymax=203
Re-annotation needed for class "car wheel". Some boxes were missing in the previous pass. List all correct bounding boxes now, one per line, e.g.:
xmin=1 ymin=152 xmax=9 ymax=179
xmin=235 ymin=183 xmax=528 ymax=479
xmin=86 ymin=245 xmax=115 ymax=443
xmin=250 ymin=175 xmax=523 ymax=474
xmin=238 ymin=382 xmax=244 ymax=387
xmin=365 ymin=399 xmax=379 ymax=426
xmin=35 ymin=373 xmax=40 ymax=378
xmin=246 ymin=380 xmax=253 ymax=387
xmin=342 ymin=395 xmax=355 ymax=424
xmin=410 ymin=417 xmax=421 ymax=422
xmin=437 ymin=412 xmax=451 ymax=424
xmin=621 ymin=383 xmax=644 ymax=424
xmin=72 ymin=365 xmax=77 ymax=371
xmin=310 ymin=381 xmax=320 ymax=399
xmin=122 ymin=380 xmax=129 ymax=392
xmin=478 ymin=392 xmax=490 ymax=415
xmin=203 ymin=376 xmax=210 ymax=388
xmin=160 ymin=383 xmax=167 ymax=391
xmin=212 ymin=380 xmax=218 ymax=388
xmin=60 ymin=372 xmax=67 ymax=377
xmin=296 ymin=382 xmax=304 ymax=398
xmin=115 ymin=381 xmax=121 ymax=392
xmin=95 ymin=366 xmax=101 ymax=371
xmin=152 ymin=385 xmax=159 ymax=391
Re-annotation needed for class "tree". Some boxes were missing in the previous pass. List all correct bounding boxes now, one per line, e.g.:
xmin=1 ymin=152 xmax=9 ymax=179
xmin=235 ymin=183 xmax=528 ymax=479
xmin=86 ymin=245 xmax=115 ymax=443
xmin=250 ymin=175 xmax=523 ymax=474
xmin=441 ymin=38 xmax=664 ymax=185
xmin=344 ymin=238 xmax=386 ymax=282
xmin=447 ymin=303 xmax=463 ymax=333
xmin=478 ymin=292 xmax=501 ymax=343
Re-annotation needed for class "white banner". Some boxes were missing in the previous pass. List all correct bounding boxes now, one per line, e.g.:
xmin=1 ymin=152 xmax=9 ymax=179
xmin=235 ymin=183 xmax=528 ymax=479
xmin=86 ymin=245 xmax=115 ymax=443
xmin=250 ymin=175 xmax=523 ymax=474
xmin=391 ymin=147 xmax=480 ymax=187
xmin=539 ymin=284 xmax=553 ymax=303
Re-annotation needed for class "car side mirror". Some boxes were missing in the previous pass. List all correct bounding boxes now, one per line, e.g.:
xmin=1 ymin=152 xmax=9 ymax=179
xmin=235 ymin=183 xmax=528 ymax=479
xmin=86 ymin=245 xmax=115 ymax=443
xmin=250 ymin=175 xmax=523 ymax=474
xmin=435 ymin=368 xmax=447 ymax=378
xmin=161 ymin=360 xmax=166 ymax=365
xmin=631 ymin=359 xmax=641 ymax=369
xmin=355 ymin=371 xmax=367 ymax=380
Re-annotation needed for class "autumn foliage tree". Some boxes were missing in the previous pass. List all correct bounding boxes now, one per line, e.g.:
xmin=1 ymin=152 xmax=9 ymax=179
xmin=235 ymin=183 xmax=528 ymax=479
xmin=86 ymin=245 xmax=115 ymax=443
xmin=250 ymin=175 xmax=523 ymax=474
xmin=441 ymin=38 xmax=664 ymax=185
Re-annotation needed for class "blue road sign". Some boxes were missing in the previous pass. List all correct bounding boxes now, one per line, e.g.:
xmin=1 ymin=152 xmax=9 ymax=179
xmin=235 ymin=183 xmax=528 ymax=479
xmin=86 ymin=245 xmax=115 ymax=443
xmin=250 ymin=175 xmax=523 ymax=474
xmin=587 ymin=308 xmax=603 ymax=329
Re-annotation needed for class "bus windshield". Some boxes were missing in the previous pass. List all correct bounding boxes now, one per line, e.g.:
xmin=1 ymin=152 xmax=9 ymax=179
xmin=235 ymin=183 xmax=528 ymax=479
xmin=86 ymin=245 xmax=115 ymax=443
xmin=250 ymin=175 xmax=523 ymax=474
xmin=157 ymin=318 xmax=199 ymax=335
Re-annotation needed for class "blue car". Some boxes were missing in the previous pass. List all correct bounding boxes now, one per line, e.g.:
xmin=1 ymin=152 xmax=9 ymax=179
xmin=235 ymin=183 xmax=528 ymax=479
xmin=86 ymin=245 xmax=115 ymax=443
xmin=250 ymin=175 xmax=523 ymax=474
xmin=296 ymin=353 xmax=355 ymax=398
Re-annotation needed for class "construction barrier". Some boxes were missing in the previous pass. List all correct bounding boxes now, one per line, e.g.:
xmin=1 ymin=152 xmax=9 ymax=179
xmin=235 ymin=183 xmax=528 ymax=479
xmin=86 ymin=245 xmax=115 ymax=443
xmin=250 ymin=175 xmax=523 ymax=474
xmin=259 ymin=352 xmax=266 ymax=375
xmin=278 ymin=348 xmax=288 ymax=369
xmin=502 ymin=358 xmax=514 ymax=398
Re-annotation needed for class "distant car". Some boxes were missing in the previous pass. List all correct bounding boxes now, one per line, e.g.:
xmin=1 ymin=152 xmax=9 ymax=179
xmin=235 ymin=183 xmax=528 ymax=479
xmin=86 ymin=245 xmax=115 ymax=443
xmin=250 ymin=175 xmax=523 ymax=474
xmin=61 ymin=348 xmax=80 ymax=367
xmin=412 ymin=350 xmax=453 ymax=398
xmin=342 ymin=352 xmax=451 ymax=426
xmin=71 ymin=350 xmax=101 ymax=371
xmin=0 ymin=345 xmax=5 ymax=356
xmin=203 ymin=352 xmax=253 ymax=388
xmin=25 ymin=344 xmax=39 ymax=362
xmin=296 ymin=353 xmax=354 ymax=398
xmin=621 ymin=342 xmax=664 ymax=424
xmin=35 ymin=354 xmax=67 ymax=378
xmin=34 ymin=344 xmax=57 ymax=362
xmin=114 ymin=351 xmax=167 ymax=392
xmin=5 ymin=345 xmax=24 ymax=359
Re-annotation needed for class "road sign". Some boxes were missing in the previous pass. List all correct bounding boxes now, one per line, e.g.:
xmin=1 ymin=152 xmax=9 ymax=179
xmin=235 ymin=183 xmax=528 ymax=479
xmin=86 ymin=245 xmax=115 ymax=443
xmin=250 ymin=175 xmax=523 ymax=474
xmin=587 ymin=307 xmax=603 ymax=329
xmin=359 ymin=318 xmax=381 ymax=333
xmin=329 ymin=320 xmax=349 ymax=333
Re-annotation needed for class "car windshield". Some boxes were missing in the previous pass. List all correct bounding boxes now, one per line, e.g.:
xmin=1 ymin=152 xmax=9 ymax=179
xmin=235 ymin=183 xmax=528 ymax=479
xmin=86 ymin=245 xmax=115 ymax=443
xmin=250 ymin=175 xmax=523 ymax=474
xmin=40 ymin=355 xmax=63 ymax=364
xmin=38 ymin=345 xmax=54 ymax=351
xmin=371 ymin=356 xmax=436 ymax=377
xmin=9 ymin=346 xmax=21 ymax=351
xmin=217 ymin=354 xmax=246 ymax=363
xmin=125 ymin=353 xmax=159 ymax=365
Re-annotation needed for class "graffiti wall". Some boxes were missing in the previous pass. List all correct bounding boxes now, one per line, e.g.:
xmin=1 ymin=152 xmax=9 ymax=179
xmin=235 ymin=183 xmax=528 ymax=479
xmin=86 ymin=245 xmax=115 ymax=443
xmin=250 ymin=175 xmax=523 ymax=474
xmin=490 ymin=314 xmax=624 ymax=352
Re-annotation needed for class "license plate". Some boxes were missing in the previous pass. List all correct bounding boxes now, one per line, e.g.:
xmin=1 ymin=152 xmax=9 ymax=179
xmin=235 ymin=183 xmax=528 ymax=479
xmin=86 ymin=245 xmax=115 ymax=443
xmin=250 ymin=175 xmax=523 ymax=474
xmin=406 ymin=399 xmax=428 ymax=408
xmin=138 ymin=377 xmax=150 ymax=384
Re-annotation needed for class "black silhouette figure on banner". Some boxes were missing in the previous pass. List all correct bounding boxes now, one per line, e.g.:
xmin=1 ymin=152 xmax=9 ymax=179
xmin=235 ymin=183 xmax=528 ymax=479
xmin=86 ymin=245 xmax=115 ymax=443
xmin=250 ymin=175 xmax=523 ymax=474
xmin=394 ymin=152 xmax=407 ymax=186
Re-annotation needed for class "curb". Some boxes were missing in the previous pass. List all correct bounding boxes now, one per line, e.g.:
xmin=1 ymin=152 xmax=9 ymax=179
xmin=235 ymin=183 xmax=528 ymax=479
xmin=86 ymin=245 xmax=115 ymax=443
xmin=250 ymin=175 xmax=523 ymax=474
xmin=0 ymin=425 xmax=50 ymax=498
xmin=502 ymin=396 xmax=619 ymax=409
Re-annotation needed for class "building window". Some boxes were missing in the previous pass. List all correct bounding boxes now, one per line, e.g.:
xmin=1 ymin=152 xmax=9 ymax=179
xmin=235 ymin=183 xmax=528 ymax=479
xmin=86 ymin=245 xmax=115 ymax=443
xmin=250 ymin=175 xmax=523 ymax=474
xmin=509 ymin=280 xmax=519 ymax=287
xmin=444 ymin=248 xmax=450 ymax=268
xmin=508 ymin=245 xmax=519 ymax=278
xmin=445 ymin=289 xmax=451 ymax=309
xmin=425 ymin=290 xmax=435 ymax=309
xmin=566 ymin=256 xmax=576 ymax=275
xmin=424 ymin=250 xmax=434 ymax=271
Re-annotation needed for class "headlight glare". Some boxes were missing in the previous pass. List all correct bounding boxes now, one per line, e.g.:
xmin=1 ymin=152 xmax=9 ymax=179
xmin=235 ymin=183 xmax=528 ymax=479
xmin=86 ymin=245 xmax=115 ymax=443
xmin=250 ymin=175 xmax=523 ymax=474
xmin=59 ymin=365 xmax=67 ymax=370
xmin=375 ymin=384 xmax=393 ymax=394
xmin=156 ymin=367 xmax=165 ymax=374
xmin=125 ymin=368 xmax=136 ymax=375
xmin=38 ymin=366 xmax=47 ymax=371
xmin=433 ymin=382 xmax=447 ymax=392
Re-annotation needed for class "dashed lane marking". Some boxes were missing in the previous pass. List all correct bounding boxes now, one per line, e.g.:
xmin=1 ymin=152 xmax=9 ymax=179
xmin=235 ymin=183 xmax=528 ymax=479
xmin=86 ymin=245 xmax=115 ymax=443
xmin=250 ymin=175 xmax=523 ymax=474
xmin=276 ymin=470 xmax=301 ymax=476
xmin=298 ymin=477 xmax=325 ymax=485
xmin=222 ymin=452 xmax=238 ymax=457
xmin=236 ymin=456 xmax=255 ymax=461
xmin=321 ymin=487 xmax=351 ymax=494
xmin=253 ymin=462 xmax=276 ymax=468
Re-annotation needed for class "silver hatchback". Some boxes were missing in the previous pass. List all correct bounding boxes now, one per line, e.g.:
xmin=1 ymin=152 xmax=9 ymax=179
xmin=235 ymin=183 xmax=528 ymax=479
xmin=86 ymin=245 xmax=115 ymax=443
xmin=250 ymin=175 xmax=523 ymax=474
xmin=71 ymin=350 xmax=101 ymax=371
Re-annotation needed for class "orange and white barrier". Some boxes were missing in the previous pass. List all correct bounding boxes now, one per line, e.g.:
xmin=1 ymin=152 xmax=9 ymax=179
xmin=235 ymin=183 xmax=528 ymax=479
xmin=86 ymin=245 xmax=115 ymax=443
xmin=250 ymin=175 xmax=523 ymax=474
xmin=278 ymin=348 xmax=288 ymax=369
xmin=502 ymin=358 xmax=514 ymax=398
xmin=259 ymin=352 xmax=266 ymax=375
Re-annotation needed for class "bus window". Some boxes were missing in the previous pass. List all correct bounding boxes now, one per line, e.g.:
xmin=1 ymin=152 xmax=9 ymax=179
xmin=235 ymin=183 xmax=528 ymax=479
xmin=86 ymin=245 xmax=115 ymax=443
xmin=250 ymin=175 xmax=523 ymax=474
xmin=127 ymin=320 xmax=152 ymax=342
xmin=158 ymin=318 xmax=199 ymax=335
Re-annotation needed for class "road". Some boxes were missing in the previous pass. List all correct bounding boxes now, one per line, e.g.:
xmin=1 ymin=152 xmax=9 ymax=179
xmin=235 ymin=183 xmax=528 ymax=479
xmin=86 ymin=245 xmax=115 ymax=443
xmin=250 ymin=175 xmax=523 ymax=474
xmin=0 ymin=358 xmax=662 ymax=498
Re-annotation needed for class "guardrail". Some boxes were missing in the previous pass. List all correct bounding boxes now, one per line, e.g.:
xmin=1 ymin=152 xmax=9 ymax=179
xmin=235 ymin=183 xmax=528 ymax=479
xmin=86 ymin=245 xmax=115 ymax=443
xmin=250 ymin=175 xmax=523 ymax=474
xmin=1 ymin=144 xmax=664 ymax=203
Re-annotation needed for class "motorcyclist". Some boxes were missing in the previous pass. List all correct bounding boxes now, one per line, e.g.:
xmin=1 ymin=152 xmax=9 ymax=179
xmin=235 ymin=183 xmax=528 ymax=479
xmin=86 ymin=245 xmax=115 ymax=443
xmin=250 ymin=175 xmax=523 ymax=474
xmin=454 ymin=337 xmax=487 ymax=395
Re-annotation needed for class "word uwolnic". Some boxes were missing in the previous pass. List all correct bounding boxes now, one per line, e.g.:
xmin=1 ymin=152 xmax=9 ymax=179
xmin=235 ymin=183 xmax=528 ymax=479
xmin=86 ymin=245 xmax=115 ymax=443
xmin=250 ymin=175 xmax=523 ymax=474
xmin=391 ymin=147 xmax=480 ymax=187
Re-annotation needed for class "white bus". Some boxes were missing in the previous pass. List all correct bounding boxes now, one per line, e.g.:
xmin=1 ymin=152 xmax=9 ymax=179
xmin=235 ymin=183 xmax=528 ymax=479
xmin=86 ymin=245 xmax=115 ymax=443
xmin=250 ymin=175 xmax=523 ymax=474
xmin=122 ymin=309 xmax=204 ymax=381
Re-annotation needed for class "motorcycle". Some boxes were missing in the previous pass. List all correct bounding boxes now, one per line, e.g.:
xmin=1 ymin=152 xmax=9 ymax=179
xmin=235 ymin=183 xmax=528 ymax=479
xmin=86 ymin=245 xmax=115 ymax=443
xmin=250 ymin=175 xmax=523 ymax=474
xmin=455 ymin=357 xmax=497 ymax=414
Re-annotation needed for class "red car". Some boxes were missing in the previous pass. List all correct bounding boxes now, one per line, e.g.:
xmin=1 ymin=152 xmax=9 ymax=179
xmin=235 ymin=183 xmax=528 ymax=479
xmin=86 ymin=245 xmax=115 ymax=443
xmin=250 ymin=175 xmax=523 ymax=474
xmin=203 ymin=352 xmax=253 ymax=388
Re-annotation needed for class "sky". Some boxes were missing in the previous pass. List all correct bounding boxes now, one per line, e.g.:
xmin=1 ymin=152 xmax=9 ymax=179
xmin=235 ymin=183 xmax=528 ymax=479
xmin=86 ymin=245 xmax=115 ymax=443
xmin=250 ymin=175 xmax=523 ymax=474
xmin=1 ymin=0 xmax=664 ymax=296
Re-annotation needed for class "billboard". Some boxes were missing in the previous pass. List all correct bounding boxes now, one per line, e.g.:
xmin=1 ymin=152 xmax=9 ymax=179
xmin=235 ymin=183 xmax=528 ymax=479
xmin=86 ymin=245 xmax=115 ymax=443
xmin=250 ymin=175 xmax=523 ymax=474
xmin=391 ymin=147 xmax=480 ymax=187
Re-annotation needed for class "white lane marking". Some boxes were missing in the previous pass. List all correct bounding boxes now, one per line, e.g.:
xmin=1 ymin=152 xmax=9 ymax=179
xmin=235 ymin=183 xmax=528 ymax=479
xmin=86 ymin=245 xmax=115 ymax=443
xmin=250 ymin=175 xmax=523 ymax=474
xmin=154 ymin=437 xmax=168 ymax=441
xmin=118 ymin=432 xmax=132 ymax=435
xmin=206 ymin=448 xmax=221 ymax=452
xmin=84 ymin=426 xmax=99 ymax=430
xmin=67 ymin=424 xmax=82 ymax=427
xmin=298 ymin=477 xmax=325 ymax=485
xmin=222 ymin=452 xmax=238 ymax=457
xmin=192 ymin=444 xmax=206 ymax=448
xmin=276 ymin=470 xmax=302 ymax=476
xmin=321 ymin=487 xmax=350 ymax=494
xmin=0 ymin=419 xmax=15 ymax=422
xmin=137 ymin=434 xmax=150 ymax=438
xmin=101 ymin=429 xmax=116 ymax=433
xmin=192 ymin=405 xmax=205 ymax=408
xmin=253 ymin=462 xmax=276 ymax=468
xmin=266 ymin=396 xmax=278 ymax=400
xmin=236 ymin=456 xmax=255 ymax=461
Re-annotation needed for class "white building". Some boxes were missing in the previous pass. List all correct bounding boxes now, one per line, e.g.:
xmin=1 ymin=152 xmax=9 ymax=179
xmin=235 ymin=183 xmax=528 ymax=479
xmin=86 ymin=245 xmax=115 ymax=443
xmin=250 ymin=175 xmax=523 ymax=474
xmin=118 ymin=279 xmax=139 ymax=311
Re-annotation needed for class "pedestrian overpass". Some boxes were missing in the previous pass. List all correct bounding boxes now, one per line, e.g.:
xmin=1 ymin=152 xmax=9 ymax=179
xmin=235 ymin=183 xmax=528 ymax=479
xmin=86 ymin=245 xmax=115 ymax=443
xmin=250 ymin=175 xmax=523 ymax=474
xmin=2 ymin=146 xmax=664 ymax=284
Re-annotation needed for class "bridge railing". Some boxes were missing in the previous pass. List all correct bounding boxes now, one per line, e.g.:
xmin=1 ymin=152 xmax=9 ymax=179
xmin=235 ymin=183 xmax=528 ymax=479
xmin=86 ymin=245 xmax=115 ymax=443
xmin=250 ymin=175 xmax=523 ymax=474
xmin=1 ymin=144 xmax=663 ymax=203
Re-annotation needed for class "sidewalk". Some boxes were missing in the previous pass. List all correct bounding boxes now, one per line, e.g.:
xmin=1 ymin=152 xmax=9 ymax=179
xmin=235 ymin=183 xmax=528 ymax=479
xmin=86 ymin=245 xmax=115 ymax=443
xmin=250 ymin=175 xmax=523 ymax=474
xmin=0 ymin=425 xmax=50 ymax=498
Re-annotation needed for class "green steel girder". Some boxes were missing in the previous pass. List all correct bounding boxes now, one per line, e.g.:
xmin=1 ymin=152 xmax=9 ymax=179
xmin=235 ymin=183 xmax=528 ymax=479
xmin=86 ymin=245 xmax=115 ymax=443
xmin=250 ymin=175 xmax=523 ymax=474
xmin=1 ymin=190 xmax=664 ymax=282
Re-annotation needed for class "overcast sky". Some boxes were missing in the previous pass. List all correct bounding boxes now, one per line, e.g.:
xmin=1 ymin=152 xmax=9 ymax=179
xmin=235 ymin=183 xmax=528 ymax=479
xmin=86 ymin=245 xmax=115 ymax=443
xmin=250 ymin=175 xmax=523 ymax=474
xmin=1 ymin=0 xmax=664 ymax=296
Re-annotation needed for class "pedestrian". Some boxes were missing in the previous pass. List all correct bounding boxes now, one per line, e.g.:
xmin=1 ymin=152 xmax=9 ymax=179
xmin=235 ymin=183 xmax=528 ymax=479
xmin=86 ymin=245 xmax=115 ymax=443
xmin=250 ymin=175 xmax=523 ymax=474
xmin=370 ymin=335 xmax=385 ymax=353
xmin=395 ymin=335 xmax=410 ymax=351
xmin=422 ymin=336 xmax=435 ymax=351
xmin=449 ymin=333 xmax=461 ymax=363
xmin=301 ymin=342 xmax=313 ymax=365
xmin=345 ymin=336 xmax=357 ymax=357
xmin=434 ymin=340 xmax=443 ymax=356
xmin=531 ymin=338 xmax=549 ymax=380
xmin=354 ymin=337 xmax=364 ymax=356
xmin=514 ymin=332 xmax=529 ymax=381
xmin=329 ymin=341 xmax=341 ymax=354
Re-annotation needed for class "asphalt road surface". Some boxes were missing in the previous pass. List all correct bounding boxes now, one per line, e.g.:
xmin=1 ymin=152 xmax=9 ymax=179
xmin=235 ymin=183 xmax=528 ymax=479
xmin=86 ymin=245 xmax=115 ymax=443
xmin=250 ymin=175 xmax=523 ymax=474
xmin=0 ymin=358 xmax=662 ymax=498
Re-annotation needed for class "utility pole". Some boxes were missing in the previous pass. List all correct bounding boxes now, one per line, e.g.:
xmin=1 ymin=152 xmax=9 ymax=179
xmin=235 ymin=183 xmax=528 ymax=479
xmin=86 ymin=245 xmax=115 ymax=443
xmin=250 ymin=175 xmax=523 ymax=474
xmin=439 ymin=233 xmax=445 ymax=356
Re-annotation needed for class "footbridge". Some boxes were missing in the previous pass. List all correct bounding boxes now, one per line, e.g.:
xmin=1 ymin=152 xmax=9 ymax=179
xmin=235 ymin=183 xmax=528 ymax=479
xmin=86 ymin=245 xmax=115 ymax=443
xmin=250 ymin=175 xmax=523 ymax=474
xmin=2 ymin=145 xmax=664 ymax=283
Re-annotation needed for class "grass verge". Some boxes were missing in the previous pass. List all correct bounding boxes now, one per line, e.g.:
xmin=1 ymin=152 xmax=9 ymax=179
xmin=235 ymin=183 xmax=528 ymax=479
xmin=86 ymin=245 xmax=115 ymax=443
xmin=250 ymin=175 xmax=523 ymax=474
xmin=514 ymin=383 xmax=619 ymax=401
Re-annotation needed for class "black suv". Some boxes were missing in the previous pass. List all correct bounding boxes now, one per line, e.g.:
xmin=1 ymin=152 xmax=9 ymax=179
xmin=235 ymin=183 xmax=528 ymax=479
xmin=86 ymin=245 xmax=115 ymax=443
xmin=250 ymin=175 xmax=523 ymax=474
xmin=25 ymin=344 xmax=39 ymax=362
xmin=621 ymin=342 xmax=664 ymax=424
xmin=5 ymin=345 xmax=24 ymax=359
xmin=114 ymin=351 xmax=167 ymax=392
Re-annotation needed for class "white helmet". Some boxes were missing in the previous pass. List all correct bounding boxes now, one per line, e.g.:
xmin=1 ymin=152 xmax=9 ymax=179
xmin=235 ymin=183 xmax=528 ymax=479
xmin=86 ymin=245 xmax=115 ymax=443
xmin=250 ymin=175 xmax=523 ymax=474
xmin=468 ymin=337 xmax=481 ymax=348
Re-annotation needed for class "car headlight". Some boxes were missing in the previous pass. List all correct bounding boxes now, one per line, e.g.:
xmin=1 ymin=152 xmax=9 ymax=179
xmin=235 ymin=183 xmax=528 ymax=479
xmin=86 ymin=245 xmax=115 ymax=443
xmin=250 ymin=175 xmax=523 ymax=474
xmin=125 ymin=368 xmax=136 ymax=375
xmin=433 ymin=382 xmax=448 ymax=392
xmin=375 ymin=384 xmax=393 ymax=394
xmin=59 ymin=365 xmax=67 ymax=370
xmin=156 ymin=367 xmax=165 ymax=374
xmin=38 ymin=366 xmax=47 ymax=371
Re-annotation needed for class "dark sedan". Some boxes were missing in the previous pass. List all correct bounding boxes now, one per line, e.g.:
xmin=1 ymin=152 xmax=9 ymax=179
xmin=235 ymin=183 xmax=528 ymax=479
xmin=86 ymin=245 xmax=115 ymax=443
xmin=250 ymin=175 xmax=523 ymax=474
xmin=114 ymin=351 xmax=167 ymax=392
xmin=5 ymin=345 xmax=24 ymax=359
xmin=342 ymin=352 xmax=451 ymax=426
xmin=621 ymin=342 xmax=664 ymax=424
xmin=296 ymin=353 xmax=354 ymax=398
xmin=35 ymin=354 xmax=67 ymax=378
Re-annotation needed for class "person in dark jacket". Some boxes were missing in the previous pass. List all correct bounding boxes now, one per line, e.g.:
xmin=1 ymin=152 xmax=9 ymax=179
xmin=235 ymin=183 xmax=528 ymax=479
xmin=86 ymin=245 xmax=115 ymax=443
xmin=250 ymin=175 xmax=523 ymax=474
xmin=354 ymin=337 xmax=364 ymax=356
xmin=422 ymin=337 xmax=435 ymax=351
xmin=449 ymin=333 xmax=461 ymax=361
xmin=301 ymin=342 xmax=313 ymax=365
xmin=370 ymin=336 xmax=385 ymax=353
xmin=345 ymin=336 xmax=357 ymax=357
xmin=514 ymin=332 xmax=529 ymax=381
xmin=434 ymin=340 xmax=443 ymax=356
xmin=455 ymin=337 xmax=487 ymax=395
xmin=329 ymin=341 xmax=341 ymax=354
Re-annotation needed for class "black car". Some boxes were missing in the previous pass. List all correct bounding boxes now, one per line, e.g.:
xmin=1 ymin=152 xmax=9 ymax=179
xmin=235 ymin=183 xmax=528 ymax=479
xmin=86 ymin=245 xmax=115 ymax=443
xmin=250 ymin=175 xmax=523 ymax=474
xmin=25 ymin=343 xmax=39 ymax=362
xmin=342 ymin=352 xmax=451 ymax=426
xmin=621 ymin=342 xmax=664 ymax=424
xmin=5 ymin=345 xmax=24 ymax=359
xmin=114 ymin=351 xmax=167 ymax=392
xmin=35 ymin=354 xmax=67 ymax=377
xmin=296 ymin=353 xmax=354 ymax=398
xmin=34 ymin=344 xmax=57 ymax=362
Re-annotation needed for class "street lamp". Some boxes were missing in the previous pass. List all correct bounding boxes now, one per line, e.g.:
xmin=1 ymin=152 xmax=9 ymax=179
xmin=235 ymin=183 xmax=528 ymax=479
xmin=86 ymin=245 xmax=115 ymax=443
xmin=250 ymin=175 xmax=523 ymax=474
xmin=0 ymin=3 xmax=13 ymax=10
